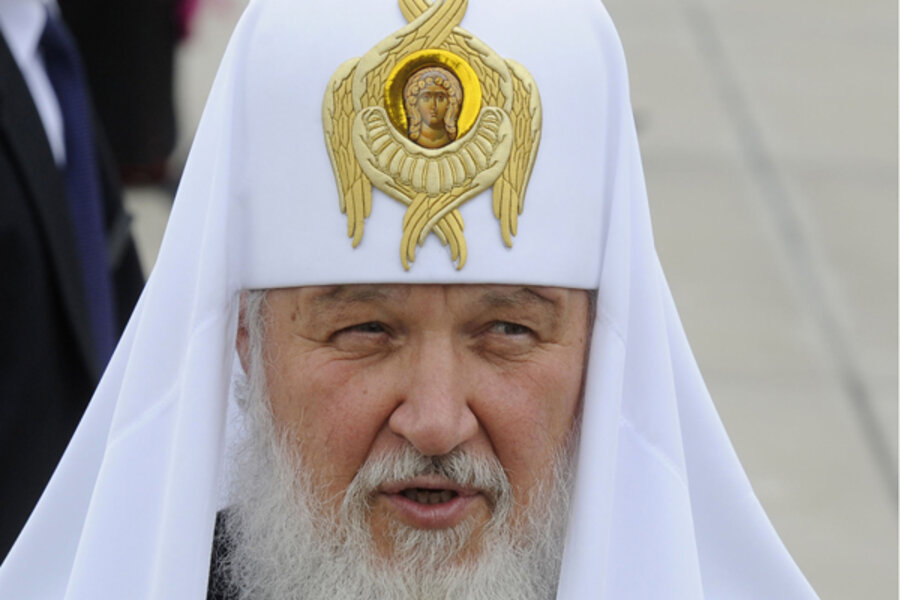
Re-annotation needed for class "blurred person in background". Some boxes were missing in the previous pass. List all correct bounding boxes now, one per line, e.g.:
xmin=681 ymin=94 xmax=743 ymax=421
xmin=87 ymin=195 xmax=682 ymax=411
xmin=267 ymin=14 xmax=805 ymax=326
xmin=58 ymin=0 xmax=194 ymax=185
xmin=0 ymin=0 xmax=144 ymax=560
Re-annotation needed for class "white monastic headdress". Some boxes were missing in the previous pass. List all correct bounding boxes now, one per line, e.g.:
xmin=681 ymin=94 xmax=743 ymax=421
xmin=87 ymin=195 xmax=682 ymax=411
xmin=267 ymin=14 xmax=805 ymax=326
xmin=0 ymin=0 xmax=819 ymax=598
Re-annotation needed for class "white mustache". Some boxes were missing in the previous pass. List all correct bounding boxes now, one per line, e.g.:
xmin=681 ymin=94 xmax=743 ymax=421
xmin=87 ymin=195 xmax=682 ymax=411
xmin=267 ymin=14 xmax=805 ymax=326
xmin=344 ymin=445 xmax=513 ymax=513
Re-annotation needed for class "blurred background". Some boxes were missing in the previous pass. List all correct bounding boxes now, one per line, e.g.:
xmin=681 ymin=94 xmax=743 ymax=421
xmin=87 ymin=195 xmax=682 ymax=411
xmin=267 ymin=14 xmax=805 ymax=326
xmin=121 ymin=0 xmax=896 ymax=597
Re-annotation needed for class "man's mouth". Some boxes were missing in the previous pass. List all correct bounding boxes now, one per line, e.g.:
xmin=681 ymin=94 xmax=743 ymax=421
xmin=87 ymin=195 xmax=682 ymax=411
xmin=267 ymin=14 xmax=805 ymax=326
xmin=379 ymin=477 xmax=481 ymax=528
xmin=401 ymin=488 xmax=458 ymax=505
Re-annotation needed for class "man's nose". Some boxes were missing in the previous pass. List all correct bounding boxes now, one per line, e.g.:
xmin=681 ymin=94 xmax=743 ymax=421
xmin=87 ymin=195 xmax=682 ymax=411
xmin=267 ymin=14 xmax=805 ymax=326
xmin=388 ymin=337 xmax=478 ymax=456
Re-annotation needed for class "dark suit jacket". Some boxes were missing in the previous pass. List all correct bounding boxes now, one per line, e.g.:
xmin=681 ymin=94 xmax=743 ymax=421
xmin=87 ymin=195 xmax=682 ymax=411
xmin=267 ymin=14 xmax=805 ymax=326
xmin=0 ymin=29 xmax=144 ymax=560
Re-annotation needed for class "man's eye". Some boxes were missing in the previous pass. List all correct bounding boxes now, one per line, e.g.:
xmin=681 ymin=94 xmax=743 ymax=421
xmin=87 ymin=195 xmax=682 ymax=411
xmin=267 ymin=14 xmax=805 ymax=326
xmin=343 ymin=322 xmax=386 ymax=334
xmin=328 ymin=322 xmax=391 ymax=350
xmin=490 ymin=321 xmax=532 ymax=336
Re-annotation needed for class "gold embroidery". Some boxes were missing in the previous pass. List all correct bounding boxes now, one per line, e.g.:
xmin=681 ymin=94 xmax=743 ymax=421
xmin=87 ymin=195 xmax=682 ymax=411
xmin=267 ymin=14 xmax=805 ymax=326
xmin=323 ymin=0 xmax=541 ymax=269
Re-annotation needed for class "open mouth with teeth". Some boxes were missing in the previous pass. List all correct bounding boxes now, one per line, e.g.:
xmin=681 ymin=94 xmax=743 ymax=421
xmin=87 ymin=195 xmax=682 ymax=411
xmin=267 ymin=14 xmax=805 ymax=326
xmin=402 ymin=488 xmax=459 ymax=505
xmin=380 ymin=480 xmax=479 ymax=528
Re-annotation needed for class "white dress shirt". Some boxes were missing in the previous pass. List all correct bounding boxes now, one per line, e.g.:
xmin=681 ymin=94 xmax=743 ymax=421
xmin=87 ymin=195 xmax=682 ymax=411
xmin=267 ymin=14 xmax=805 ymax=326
xmin=0 ymin=0 xmax=65 ymax=166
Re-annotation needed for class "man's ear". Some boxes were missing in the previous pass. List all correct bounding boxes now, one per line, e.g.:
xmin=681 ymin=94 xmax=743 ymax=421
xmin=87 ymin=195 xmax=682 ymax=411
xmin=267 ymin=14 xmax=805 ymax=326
xmin=236 ymin=293 xmax=252 ymax=375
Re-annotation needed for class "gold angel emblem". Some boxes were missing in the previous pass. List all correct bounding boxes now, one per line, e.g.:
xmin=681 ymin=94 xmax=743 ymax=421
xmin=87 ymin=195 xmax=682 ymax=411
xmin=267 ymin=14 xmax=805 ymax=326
xmin=323 ymin=0 xmax=541 ymax=270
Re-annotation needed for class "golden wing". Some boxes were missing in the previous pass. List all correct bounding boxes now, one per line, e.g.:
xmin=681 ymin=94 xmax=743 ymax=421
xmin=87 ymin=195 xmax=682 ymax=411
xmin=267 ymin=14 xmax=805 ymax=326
xmin=444 ymin=30 xmax=513 ymax=110
xmin=398 ymin=0 xmax=431 ymax=21
xmin=355 ymin=0 xmax=467 ymax=109
xmin=398 ymin=0 xmax=513 ymax=110
xmin=353 ymin=106 xmax=512 ymax=270
xmin=323 ymin=58 xmax=370 ymax=247
xmin=492 ymin=59 xmax=542 ymax=247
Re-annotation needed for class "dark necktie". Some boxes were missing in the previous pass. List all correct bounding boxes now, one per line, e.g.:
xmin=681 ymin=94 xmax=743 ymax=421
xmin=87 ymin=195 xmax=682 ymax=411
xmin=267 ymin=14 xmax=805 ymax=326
xmin=39 ymin=12 xmax=116 ymax=369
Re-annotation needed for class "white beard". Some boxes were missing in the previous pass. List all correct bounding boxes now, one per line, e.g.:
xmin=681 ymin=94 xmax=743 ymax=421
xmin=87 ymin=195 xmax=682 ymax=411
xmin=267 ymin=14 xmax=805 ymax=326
xmin=218 ymin=327 xmax=575 ymax=600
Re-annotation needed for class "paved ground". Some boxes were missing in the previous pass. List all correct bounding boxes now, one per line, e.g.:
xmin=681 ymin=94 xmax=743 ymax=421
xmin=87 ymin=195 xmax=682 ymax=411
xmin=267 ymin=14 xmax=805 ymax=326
xmin=125 ymin=1 xmax=898 ymax=597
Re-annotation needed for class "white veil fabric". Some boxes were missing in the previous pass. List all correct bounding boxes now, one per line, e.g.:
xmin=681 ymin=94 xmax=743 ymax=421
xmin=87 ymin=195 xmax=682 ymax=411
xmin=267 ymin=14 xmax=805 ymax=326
xmin=0 ymin=0 xmax=819 ymax=598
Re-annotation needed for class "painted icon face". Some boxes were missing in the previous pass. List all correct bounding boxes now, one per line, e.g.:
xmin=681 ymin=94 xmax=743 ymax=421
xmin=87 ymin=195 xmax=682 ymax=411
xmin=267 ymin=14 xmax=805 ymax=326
xmin=417 ymin=83 xmax=450 ymax=128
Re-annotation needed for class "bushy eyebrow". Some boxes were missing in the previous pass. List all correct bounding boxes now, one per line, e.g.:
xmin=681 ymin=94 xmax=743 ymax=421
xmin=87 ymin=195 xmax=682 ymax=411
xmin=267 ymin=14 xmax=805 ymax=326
xmin=308 ymin=285 xmax=409 ymax=309
xmin=310 ymin=286 xmax=558 ymax=309
xmin=305 ymin=285 xmax=563 ymax=326
xmin=477 ymin=287 xmax=558 ymax=310
xmin=476 ymin=287 xmax=563 ymax=330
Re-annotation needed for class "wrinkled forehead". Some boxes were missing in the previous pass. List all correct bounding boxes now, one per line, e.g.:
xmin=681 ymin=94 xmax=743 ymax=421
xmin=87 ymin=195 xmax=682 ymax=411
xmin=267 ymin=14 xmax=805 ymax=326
xmin=258 ymin=283 xmax=592 ymax=317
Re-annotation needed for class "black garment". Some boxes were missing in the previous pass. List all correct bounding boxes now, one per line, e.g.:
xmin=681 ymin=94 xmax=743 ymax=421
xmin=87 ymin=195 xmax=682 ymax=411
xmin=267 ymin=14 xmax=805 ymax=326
xmin=208 ymin=511 xmax=238 ymax=600
xmin=0 ymin=29 xmax=144 ymax=559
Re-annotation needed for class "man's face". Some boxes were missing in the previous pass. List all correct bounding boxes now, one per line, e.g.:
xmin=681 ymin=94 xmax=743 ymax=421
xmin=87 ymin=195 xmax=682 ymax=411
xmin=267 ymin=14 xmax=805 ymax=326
xmin=244 ymin=284 xmax=589 ymax=563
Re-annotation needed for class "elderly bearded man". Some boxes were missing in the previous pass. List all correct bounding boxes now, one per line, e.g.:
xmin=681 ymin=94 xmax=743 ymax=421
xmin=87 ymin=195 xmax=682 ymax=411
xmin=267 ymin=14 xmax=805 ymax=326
xmin=208 ymin=285 xmax=590 ymax=599
xmin=0 ymin=1 xmax=820 ymax=599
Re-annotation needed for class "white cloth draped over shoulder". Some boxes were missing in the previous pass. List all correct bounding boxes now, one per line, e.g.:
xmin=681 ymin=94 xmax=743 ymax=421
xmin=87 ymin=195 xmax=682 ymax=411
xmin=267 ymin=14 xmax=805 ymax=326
xmin=0 ymin=0 xmax=819 ymax=598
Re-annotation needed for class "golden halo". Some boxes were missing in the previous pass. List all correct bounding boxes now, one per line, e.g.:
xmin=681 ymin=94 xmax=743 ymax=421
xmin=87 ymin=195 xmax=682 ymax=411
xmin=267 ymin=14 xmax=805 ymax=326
xmin=384 ymin=49 xmax=482 ymax=140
